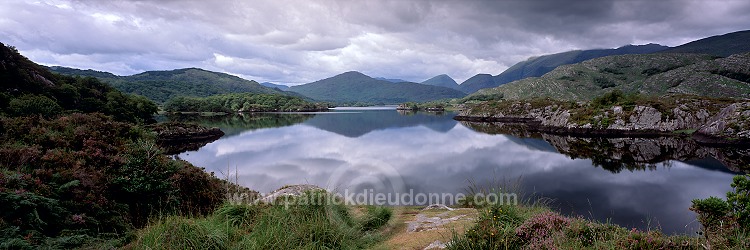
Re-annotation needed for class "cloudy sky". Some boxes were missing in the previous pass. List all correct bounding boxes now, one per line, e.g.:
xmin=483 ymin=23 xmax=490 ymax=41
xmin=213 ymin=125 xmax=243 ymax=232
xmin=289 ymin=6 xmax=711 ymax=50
xmin=2 ymin=0 xmax=749 ymax=85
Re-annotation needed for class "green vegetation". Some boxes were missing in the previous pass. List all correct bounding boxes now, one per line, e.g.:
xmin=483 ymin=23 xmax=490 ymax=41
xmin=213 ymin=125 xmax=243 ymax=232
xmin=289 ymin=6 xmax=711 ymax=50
xmin=49 ymin=67 xmax=296 ymax=103
xmin=459 ymin=44 xmax=669 ymax=93
xmin=0 ymin=43 xmax=231 ymax=248
xmin=398 ymin=100 xmax=447 ymax=111
xmin=163 ymin=93 xmax=329 ymax=113
xmin=447 ymin=176 xmax=750 ymax=249
xmin=128 ymin=191 xmax=392 ymax=249
xmin=289 ymin=71 xmax=466 ymax=104
xmin=690 ymin=175 xmax=750 ymax=249
xmin=0 ymin=114 xmax=228 ymax=249
xmin=469 ymin=52 xmax=750 ymax=101
xmin=0 ymin=44 xmax=157 ymax=123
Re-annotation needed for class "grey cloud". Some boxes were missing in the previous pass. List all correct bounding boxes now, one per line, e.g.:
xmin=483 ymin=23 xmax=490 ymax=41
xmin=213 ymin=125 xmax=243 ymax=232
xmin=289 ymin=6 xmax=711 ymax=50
xmin=3 ymin=0 xmax=750 ymax=83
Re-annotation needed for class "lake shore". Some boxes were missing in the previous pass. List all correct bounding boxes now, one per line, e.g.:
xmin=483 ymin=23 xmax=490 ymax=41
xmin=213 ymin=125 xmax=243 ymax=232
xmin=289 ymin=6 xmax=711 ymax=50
xmin=454 ymin=94 xmax=750 ymax=146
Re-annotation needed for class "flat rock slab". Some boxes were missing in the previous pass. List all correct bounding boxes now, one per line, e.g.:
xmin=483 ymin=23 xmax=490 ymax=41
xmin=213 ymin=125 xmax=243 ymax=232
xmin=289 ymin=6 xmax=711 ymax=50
xmin=406 ymin=212 xmax=466 ymax=232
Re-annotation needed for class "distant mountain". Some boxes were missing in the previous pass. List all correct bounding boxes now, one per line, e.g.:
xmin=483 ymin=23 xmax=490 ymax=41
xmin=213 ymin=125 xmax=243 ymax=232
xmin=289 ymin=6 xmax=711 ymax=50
xmin=421 ymin=74 xmax=460 ymax=90
xmin=458 ymin=74 xmax=497 ymax=93
xmin=289 ymin=71 xmax=467 ymax=104
xmin=375 ymin=77 xmax=408 ymax=83
xmin=661 ymin=30 xmax=750 ymax=57
xmin=260 ymin=82 xmax=290 ymax=90
xmin=458 ymin=44 xmax=669 ymax=93
xmin=469 ymin=52 xmax=750 ymax=101
xmin=50 ymin=67 xmax=295 ymax=103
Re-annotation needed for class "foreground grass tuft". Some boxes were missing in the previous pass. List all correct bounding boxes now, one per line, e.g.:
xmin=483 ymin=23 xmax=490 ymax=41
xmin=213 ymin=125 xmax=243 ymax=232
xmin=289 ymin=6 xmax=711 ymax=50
xmin=127 ymin=190 xmax=392 ymax=249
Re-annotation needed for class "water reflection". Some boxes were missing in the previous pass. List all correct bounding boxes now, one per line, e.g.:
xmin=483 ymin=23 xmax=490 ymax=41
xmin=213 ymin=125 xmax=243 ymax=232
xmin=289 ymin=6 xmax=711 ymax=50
xmin=461 ymin=121 xmax=750 ymax=174
xmin=176 ymin=109 xmax=746 ymax=235
xmin=166 ymin=113 xmax=314 ymax=136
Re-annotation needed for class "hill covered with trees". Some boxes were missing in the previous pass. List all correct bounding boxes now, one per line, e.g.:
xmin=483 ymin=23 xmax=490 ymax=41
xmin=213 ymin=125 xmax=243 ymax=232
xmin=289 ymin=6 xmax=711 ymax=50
xmin=49 ymin=67 xmax=298 ymax=103
xmin=1 ymin=44 xmax=156 ymax=123
xmin=163 ymin=93 xmax=329 ymax=113
xmin=0 ymin=42 xmax=232 ymax=248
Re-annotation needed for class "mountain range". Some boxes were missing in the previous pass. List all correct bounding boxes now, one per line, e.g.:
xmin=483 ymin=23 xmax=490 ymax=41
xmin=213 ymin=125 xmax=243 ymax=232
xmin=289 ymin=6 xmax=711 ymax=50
xmin=41 ymin=29 xmax=750 ymax=105
xmin=469 ymin=52 xmax=750 ymax=101
xmin=288 ymin=71 xmax=466 ymax=104
xmin=458 ymin=44 xmax=670 ymax=93
xmin=458 ymin=30 xmax=750 ymax=94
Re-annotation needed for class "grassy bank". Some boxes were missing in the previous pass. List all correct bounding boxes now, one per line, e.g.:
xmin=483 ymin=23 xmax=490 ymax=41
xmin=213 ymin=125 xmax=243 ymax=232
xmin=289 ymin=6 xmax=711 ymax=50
xmin=127 ymin=191 xmax=392 ymax=249
xmin=447 ymin=175 xmax=750 ymax=250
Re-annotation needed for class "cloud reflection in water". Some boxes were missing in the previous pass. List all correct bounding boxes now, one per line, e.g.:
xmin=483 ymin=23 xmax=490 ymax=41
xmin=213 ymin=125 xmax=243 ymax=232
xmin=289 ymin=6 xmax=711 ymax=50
xmin=179 ymin=111 xmax=738 ymax=234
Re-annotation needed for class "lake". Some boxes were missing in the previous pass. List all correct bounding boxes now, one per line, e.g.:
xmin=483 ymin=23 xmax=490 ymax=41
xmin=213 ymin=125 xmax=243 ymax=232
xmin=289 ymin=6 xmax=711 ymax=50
xmin=172 ymin=107 xmax=747 ymax=235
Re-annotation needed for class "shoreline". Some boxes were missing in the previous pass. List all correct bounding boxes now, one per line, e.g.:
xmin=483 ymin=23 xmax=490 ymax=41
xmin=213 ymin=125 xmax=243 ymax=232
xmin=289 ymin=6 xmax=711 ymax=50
xmin=454 ymin=115 xmax=750 ymax=147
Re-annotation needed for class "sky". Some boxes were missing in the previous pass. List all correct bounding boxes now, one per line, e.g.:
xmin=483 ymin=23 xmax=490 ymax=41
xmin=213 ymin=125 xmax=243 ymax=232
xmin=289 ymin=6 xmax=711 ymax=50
xmin=2 ymin=0 xmax=750 ymax=85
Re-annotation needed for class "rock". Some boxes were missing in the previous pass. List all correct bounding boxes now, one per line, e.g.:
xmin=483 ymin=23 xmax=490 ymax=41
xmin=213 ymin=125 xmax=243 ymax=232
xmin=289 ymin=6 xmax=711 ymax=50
xmin=424 ymin=240 xmax=447 ymax=249
xmin=456 ymin=97 xmax=750 ymax=145
xmin=259 ymin=184 xmax=324 ymax=203
xmin=423 ymin=204 xmax=454 ymax=211
xmin=694 ymin=103 xmax=750 ymax=145
xmin=407 ymin=214 xmax=468 ymax=232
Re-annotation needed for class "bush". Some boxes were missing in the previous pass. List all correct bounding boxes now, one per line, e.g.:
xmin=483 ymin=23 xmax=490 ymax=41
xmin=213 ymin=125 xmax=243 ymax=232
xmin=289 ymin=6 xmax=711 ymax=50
xmin=8 ymin=95 xmax=62 ymax=118
xmin=690 ymin=174 xmax=750 ymax=248
xmin=0 ymin=114 xmax=228 ymax=248
xmin=728 ymin=175 xmax=750 ymax=230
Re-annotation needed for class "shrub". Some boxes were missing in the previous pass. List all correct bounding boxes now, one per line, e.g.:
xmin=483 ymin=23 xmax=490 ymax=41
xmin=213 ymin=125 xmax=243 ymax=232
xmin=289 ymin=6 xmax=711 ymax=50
xmin=727 ymin=175 xmax=750 ymax=230
xmin=359 ymin=206 xmax=392 ymax=231
xmin=8 ymin=95 xmax=62 ymax=118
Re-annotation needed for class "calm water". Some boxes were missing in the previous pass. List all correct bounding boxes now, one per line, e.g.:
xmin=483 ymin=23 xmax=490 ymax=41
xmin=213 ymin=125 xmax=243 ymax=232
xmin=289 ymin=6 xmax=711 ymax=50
xmin=174 ymin=107 xmax=747 ymax=235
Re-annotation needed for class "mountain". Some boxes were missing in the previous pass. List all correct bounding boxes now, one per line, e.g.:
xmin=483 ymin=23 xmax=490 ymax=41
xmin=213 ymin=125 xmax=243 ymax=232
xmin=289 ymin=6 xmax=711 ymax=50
xmin=421 ymin=74 xmax=460 ymax=90
xmin=458 ymin=74 xmax=497 ymax=93
xmin=661 ymin=30 xmax=750 ymax=57
xmin=458 ymin=44 xmax=669 ymax=93
xmin=468 ymin=52 xmax=750 ymax=101
xmin=0 ymin=43 xmax=157 ymax=122
xmin=375 ymin=77 xmax=408 ymax=83
xmin=288 ymin=71 xmax=467 ymax=104
xmin=49 ymin=67 xmax=295 ymax=103
xmin=260 ymin=82 xmax=290 ymax=90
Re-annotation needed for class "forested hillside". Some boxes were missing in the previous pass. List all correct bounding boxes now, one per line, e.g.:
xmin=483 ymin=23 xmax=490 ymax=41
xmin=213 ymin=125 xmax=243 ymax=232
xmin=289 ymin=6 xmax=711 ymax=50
xmin=49 ymin=67 xmax=296 ymax=103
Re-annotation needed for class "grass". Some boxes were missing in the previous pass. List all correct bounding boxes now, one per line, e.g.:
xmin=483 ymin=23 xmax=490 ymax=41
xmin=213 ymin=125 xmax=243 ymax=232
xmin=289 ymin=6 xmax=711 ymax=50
xmin=126 ymin=190 xmax=393 ymax=250
xmin=447 ymin=204 xmax=704 ymax=249
xmin=445 ymin=176 xmax=750 ymax=250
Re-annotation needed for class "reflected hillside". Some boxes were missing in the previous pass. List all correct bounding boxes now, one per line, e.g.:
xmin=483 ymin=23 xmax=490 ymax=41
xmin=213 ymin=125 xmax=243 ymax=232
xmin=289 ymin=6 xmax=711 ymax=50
xmin=461 ymin=121 xmax=750 ymax=174
xmin=166 ymin=113 xmax=314 ymax=136
xmin=303 ymin=110 xmax=457 ymax=137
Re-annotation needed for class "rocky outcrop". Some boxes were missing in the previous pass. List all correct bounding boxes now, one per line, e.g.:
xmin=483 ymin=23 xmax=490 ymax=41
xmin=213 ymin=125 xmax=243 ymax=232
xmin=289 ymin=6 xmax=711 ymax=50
xmin=694 ymin=103 xmax=750 ymax=145
xmin=456 ymin=99 xmax=748 ymax=144
xmin=259 ymin=184 xmax=324 ymax=203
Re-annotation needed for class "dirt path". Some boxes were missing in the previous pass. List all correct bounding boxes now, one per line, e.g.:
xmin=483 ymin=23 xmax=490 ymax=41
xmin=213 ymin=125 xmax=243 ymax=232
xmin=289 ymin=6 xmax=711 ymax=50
xmin=371 ymin=205 xmax=477 ymax=250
